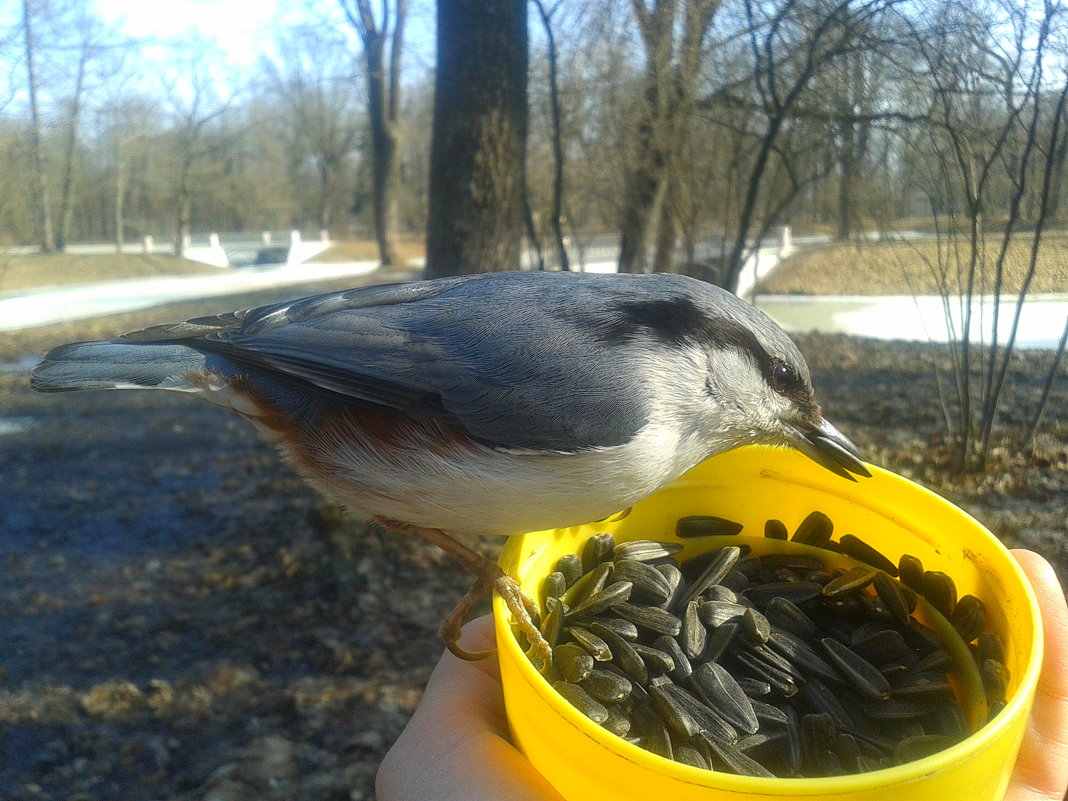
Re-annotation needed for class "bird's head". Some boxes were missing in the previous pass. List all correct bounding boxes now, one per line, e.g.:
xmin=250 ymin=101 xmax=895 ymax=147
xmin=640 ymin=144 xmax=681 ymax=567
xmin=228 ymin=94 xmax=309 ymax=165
xmin=624 ymin=276 xmax=870 ymax=482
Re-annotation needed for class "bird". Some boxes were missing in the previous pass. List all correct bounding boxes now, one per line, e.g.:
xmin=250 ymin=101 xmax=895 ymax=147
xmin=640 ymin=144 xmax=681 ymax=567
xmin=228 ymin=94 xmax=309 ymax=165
xmin=31 ymin=269 xmax=870 ymax=661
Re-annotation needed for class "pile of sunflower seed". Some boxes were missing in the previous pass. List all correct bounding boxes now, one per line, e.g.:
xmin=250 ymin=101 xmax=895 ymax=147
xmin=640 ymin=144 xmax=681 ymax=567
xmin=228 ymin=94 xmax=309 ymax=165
xmin=521 ymin=511 xmax=1010 ymax=778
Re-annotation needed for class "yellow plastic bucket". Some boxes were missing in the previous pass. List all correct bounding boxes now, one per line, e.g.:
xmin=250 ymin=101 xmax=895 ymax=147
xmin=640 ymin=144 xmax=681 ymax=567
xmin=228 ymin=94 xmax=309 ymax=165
xmin=493 ymin=445 xmax=1043 ymax=801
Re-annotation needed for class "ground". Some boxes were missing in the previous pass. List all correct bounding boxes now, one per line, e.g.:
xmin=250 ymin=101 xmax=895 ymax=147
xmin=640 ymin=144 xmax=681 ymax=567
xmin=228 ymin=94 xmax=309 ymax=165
xmin=0 ymin=259 xmax=1064 ymax=800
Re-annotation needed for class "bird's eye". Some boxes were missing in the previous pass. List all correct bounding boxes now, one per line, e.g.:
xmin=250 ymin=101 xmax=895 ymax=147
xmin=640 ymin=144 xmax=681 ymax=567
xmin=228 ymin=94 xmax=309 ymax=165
xmin=770 ymin=362 xmax=794 ymax=394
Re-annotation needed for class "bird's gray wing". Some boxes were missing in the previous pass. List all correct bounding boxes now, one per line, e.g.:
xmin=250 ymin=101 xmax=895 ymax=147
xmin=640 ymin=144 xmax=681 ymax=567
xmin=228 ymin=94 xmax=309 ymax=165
xmin=123 ymin=273 xmax=651 ymax=451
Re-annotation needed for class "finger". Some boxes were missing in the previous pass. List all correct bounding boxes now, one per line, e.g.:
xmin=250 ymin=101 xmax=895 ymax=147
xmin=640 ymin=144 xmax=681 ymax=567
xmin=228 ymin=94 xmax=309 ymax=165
xmin=377 ymin=615 xmax=565 ymax=801
xmin=1006 ymin=549 xmax=1068 ymax=801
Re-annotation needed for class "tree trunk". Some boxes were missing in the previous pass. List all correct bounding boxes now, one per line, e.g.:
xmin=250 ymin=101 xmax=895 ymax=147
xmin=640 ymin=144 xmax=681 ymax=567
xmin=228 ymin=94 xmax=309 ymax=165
xmin=114 ymin=154 xmax=126 ymax=253
xmin=22 ymin=0 xmax=55 ymax=253
xmin=55 ymin=45 xmax=89 ymax=253
xmin=367 ymin=46 xmax=400 ymax=265
xmin=345 ymin=0 xmax=407 ymax=266
xmin=424 ymin=0 xmax=528 ymax=278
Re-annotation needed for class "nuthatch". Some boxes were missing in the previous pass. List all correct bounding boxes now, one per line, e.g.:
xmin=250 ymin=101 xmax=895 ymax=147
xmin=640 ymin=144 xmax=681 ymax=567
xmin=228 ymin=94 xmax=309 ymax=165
xmin=32 ymin=270 xmax=869 ymax=659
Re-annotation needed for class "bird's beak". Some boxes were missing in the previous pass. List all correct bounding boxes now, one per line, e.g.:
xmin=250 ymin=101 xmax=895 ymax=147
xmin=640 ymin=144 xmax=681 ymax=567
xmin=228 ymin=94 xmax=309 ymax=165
xmin=788 ymin=418 xmax=872 ymax=482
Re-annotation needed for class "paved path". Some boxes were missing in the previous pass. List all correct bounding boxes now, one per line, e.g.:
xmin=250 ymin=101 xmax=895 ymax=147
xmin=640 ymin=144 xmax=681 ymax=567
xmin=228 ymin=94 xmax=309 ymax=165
xmin=0 ymin=260 xmax=382 ymax=332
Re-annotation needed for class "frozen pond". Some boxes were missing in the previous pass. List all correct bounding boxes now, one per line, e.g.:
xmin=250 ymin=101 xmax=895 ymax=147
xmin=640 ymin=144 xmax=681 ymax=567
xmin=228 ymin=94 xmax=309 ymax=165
xmin=754 ymin=293 xmax=1068 ymax=350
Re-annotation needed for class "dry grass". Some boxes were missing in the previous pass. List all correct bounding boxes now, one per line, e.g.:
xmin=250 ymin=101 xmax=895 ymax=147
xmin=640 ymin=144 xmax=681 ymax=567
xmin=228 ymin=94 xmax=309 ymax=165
xmin=0 ymin=252 xmax=220 ymax=293
xmin=314 ymin=235 xmax=425 ymax=264
xmin=760 ymin=233 xmax=1068 ymax=295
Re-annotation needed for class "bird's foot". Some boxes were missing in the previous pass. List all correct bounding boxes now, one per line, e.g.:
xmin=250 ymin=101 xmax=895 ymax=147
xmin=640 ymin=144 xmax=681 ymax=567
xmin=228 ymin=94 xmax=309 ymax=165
xmin=372 ymin=518 xmax=551 ymax=662
xmin=440 ymin=569 xmax=550 ymax=663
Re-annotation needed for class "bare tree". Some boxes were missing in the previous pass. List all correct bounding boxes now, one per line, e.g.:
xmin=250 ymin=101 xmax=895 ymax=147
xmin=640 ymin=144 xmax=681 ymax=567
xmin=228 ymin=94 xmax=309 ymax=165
xmin=21 ymin=0 xmax=55 ymax=252
xmin=425 ymin=0 xmax=528 ymax=278
xmin=160 ymin=41 xmax=237 ymax=257
xmin=903 ymin=0 xmax=1067 ymax=470
xmin=341 ymin=0 xmax=408 ymax=265
xmin=617 ymin=0 xmax=721 ymax=274
xmin=261 ymin=26 xmax=363 ymax=233
xmin=531 ymin=0 xmax=570 ymax=270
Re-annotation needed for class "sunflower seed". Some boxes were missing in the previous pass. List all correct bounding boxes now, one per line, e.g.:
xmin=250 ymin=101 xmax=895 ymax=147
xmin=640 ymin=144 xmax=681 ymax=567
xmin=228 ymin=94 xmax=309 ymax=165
xmin=553 ymin=680 xmax=609 ymax=723
xmin=561 ymin=561 xmax=613 ymax=608
xmin=764 ymin=518 xmax=789 ymax=540
xmin=834 ymin=732 xmax=861 ymax=770
xmin=633 ymin=641 xmax=677 ymax=676
xmin=554 ymin=642 xmax=594 ymax=683
xmin=655 ymin=562 xmax=683 ymax=606
xmin=838 ymin=534 xmax=899 ymax=576
xmin=976 ymin=630 xmax=1005 ymax=665
xmin=703 ymin=619 xmax=740 ymax=663
xmin=676 ymin=515 xmax=744 ymax=538
xmin=730 ymin=650 xmax=799 ymax=697
xmin=741 ymin=607 xmax=772 ymax=645
xmin=820 ymin=566 xmax=876 ymax=597
xmin=613 ymin=602 xmax=682 ymax=637
xmin=890 ymin=676 xmax=953 ymax=697
xmin=697 ymin=731 xmax=776 ymax=777
xmin=927 ymin=697 xmax=968 ymax=739
xmin=590 ymin=623 xmax=647 ymax=684
xmin=745 ymin=581 xmax=823 ymax=607
xmin=651 ymin=634 xmax=691 ymax=681
xmin=601 ymin=704 xmax=632 ymax=737
xmin=698 ymin=600 xmax=748 ymax=627
xmin=921 ymin=571 xmax=958 ymax=618
xmin=779 ymin=705 xmax=803 ymax=773
xmin=750 ymin=699 xmax=789 ymax=726
xmin=767 ymin=630 xmax=841 ymax=683
xmin=897 ymin=553 xmax=924 ymax=592
xmin=681 ymin=600 xmax=707 ymax=660
xmin=554 ymin=553 xmax=583 ymax=588
xmin=673 ymin=742 xmax=711 ymax=769
xmin=649 ymin=684 xmax=702 ymax=739
xmin=588 ymin=615 xmax=638 ymax=641
xmin=691 ymin=661 xmax=760 ymax=734
xmin=765 ymin=596 xmax=818 ymax=638
xmin=798 ymin=678 xmax=855 ymax=731
xmin=791 ymin=511 xmax=834 ymax=547
xmin=679 ymin=546 xmax=743 ymax=607
xmin=611 ymin=559 xmax=671 ymax=604
xmin=613 ymin=539 xmax=684 ymax=563
xmin=543 ymin=571 xmax=567 ymax=602
xmin=582 ymin=668 xmax=633 ymax=703
xmin=821 ymin=638 xmax=891 ymax=700
xmin=632 ymin=702 xmax=673 ymax=759
xmin=981 ymin=658 xmax=1009 ymax=708
xmin=702 ymin=585 xmax=738 ymax=604
xmin=799 ymin=712 xmax=837 ymax=771
xmin=873 ymin=571 xmax=912 ymax=626
xmin=582 ymin=532 xmax=617 ymax=573
xmin=852 ymin=629 xmax=911 ymax=666
xmin=863 ymin=697 xmax=930 ymax=720
xmin=539 ymin=599 xmax=565 ymax=650
xmin=567 ymin=624 xmax=613 ymax=661
xmin=566 ymin=580 xmax=634 ymax=619
xmin=737 ymin=676 xmax=771 ymax=697
xmin=667 ymin=683 xmax=740 ymax=742
xmin=950 ymin=594 xmax=986 ymax=643
xmin=893 ymin=734 xmax=955 ymax=764
xmin=760 ymin=553 xmax=827 ymax=573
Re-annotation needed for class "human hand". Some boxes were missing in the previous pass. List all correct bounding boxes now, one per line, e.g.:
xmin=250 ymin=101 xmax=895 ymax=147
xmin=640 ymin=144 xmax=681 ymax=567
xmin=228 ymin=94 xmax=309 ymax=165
xmin=375 ymin=614 xmax=565 ymax=801
xmin=1005 ymin=549 xmax=1068 ymax=801
xmin=378 ymin=551 xmax=1068 ymax=801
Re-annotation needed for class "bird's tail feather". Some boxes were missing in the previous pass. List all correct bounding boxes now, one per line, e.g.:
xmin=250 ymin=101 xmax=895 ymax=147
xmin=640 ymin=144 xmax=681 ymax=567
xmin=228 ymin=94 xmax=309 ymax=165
xmin=30 ymin=340 xmax=208 ymax=393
